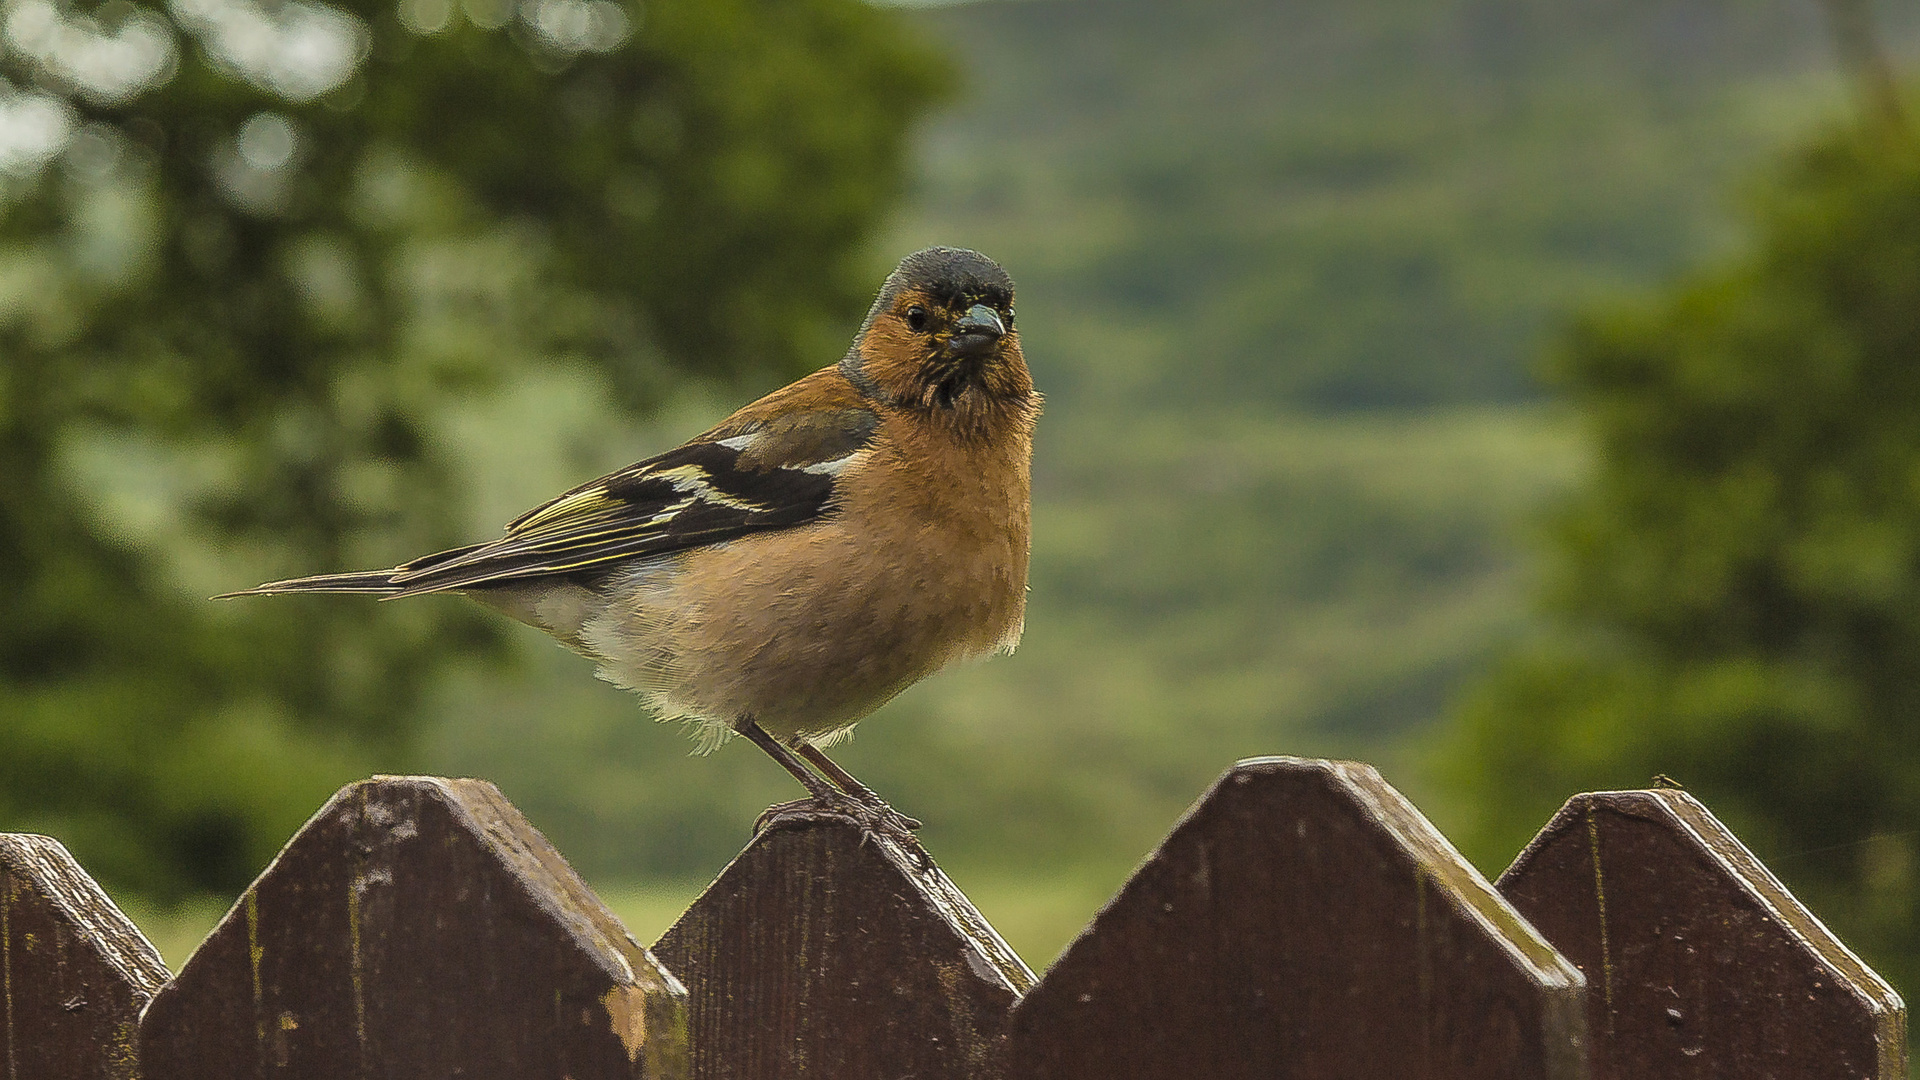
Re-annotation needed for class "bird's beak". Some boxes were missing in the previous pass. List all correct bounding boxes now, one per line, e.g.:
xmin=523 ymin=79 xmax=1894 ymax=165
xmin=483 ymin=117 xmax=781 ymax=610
xmin=947 ymin=304 xmax=1006 ymax=358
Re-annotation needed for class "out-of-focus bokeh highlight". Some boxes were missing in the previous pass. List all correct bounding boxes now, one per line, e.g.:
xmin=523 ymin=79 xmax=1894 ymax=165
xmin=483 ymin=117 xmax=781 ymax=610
xmin=6 ymin=0 xmax=1920 ymax=1012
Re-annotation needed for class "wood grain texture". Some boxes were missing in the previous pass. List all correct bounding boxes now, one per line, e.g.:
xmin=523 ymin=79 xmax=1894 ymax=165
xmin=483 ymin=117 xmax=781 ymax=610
xmin=137 ymin=776 xmax=688 ymax=1080
xmin=1499 ymin=789 xmax=1907 ymax=1080
xmin=1004 ymin=757 xmax=1588 ymax=1080
xmin=0 ymin=834 xmax=169 ymax=1080
xmin=652 ymin=816 xmax=1034 ymax=1080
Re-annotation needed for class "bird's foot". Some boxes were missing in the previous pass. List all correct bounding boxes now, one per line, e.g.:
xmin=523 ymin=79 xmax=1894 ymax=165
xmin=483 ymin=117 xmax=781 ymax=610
xmin=855 ymin=800 xmax=923 ymax=840
xmin=754 ymin=789 xmax=926 ymax=860
xmin=845 ymin=790 xmax=921 ymax=833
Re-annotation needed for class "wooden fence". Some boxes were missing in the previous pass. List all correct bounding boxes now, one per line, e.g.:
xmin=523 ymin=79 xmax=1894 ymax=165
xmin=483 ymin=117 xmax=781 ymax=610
xmin=1 ymin=757 xmax=1905 ymax=1079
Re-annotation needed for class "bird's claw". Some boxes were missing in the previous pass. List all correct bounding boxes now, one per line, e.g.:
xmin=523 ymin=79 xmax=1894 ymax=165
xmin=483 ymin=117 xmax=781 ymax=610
xmin=754 ymin=789 xmax=927 ymax=862
xmin=866 ymin=803 xmax=922 ymax=833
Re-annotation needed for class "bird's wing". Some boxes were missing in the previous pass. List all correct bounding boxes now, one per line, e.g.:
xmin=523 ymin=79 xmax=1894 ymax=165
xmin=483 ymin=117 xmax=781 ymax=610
xmin=383 ymin=405 xmax=881 ymax=596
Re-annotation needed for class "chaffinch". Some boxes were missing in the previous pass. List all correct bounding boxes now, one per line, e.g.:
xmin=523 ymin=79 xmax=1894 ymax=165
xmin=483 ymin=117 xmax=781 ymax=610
xmin=226 ymin=247 xmax=1039 ymax=841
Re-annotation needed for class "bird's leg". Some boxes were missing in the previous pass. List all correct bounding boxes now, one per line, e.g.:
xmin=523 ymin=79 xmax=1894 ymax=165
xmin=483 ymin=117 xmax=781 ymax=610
xmin=796 ymin=743 xmax=922 ymax=831
xmin=739 ymin=719 xmax=842 ymax=802
xmin=739 ymin=720 xmax=923 ymax=854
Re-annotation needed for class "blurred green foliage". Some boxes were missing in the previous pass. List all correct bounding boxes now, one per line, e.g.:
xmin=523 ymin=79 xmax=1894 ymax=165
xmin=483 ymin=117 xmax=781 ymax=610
xmin=0 ymin=0 xmax=943 ymax=897
xmin=1440 ymin=114 xmax=1920 ymax=995
xmin=898 ymin=0 xmax=1884 ymax=412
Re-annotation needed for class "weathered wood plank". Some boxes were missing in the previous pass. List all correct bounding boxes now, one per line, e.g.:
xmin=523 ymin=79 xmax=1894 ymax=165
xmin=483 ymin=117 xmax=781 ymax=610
xmin=138 ymin=775 xmax=688 ymax=1079
xmin=0 ymin=834 xmax=169 ymax=1080
xmin=1005 ymin=756 xmax=1588 ymax=1080
xmin=1498 ymin=788 xmax=1907 ymax=1080
xmin=652 ymin=816 xmax=1034 ymax=1080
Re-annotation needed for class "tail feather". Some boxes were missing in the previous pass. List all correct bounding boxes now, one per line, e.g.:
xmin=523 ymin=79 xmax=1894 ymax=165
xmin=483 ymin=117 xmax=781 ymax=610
xmin=214 ymin=569 xmax=405 ymax=599
xmin=215 ymin=542 xmax=491 ymax=600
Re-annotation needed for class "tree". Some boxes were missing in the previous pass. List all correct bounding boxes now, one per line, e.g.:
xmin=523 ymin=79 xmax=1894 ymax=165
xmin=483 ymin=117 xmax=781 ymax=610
xmin=1437 ymin=115 xmax=1920 ymax=997
xmin=0 ymin=0 xmax=945 ymax=897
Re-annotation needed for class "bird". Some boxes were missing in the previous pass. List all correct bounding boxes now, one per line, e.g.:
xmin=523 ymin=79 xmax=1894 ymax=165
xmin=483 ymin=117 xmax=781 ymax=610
xmin=221 ymin=247 xmax=1038 ymax=847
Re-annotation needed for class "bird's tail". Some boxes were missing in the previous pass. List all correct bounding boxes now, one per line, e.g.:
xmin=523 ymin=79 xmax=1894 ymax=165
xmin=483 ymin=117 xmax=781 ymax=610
xmin=214 ymin=569 xmax=405 ymax=599
xmin=214 ymin=543 xmax=490 ymax=600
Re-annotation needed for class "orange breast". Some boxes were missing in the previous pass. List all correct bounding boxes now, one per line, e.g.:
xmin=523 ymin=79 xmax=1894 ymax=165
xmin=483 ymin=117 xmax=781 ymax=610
xmin=588 ymin=402 xmax=1036 ymax=743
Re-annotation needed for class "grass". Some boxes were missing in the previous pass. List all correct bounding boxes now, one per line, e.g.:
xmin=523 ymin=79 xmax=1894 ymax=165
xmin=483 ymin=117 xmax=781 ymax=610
xmin=112 ymin=895 xmax=232 ymax=972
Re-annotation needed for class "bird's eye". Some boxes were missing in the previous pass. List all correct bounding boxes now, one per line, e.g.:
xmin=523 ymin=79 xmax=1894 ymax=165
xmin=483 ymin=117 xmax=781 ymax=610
xmin=906 ymin=305 xmax=929 ymax=333
xmin=1004 ymin=307 xmax=1015 ymax=328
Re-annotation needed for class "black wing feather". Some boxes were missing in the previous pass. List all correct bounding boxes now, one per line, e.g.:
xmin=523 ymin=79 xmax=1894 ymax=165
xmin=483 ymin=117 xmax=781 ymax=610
xmin=219 ymin=406 xmax=880 ymax=600
xmin=383 ymin=411 xmax=874 ymax=595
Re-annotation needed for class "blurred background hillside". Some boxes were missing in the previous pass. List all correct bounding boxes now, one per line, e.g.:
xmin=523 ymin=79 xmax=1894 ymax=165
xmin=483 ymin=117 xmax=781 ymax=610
xmin=5 ymin=0 xmax=1920 ymax=1014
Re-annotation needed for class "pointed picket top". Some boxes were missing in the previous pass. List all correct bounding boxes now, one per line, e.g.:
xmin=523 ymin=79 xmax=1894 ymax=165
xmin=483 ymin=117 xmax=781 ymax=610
xmin=1498 ymin=788 xmax=1907 ymax=1080
xmin=138 ymin=776 xmax=688 ymax=1079
xmin=653 ymin=815 xmax=1034 ymax=1080
xmin=0 ymin=834 xmax=169 ymax=1080
xmin=1005 ymin=757 xmax=1587 ymax=1080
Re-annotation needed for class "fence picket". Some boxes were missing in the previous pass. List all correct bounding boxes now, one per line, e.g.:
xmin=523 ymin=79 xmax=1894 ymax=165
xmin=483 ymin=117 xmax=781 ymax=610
xmin=0 ymin=834 xmax=169 ymax=1080
xmin=1498 ymin=788 xmax=1907 ymax=1080
xmin=136 ymin=776 xmax=688 ymax=1079
xmin=652 ymin=816 xmax=1034 ymax=1080
xmin=1003 ymin=756 xmax=1589 ymax=1079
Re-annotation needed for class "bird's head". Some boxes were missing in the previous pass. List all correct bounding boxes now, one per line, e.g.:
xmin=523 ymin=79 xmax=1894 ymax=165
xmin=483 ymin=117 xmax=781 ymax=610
xmin=844 ymin=248 xmax=1033 ymax=423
